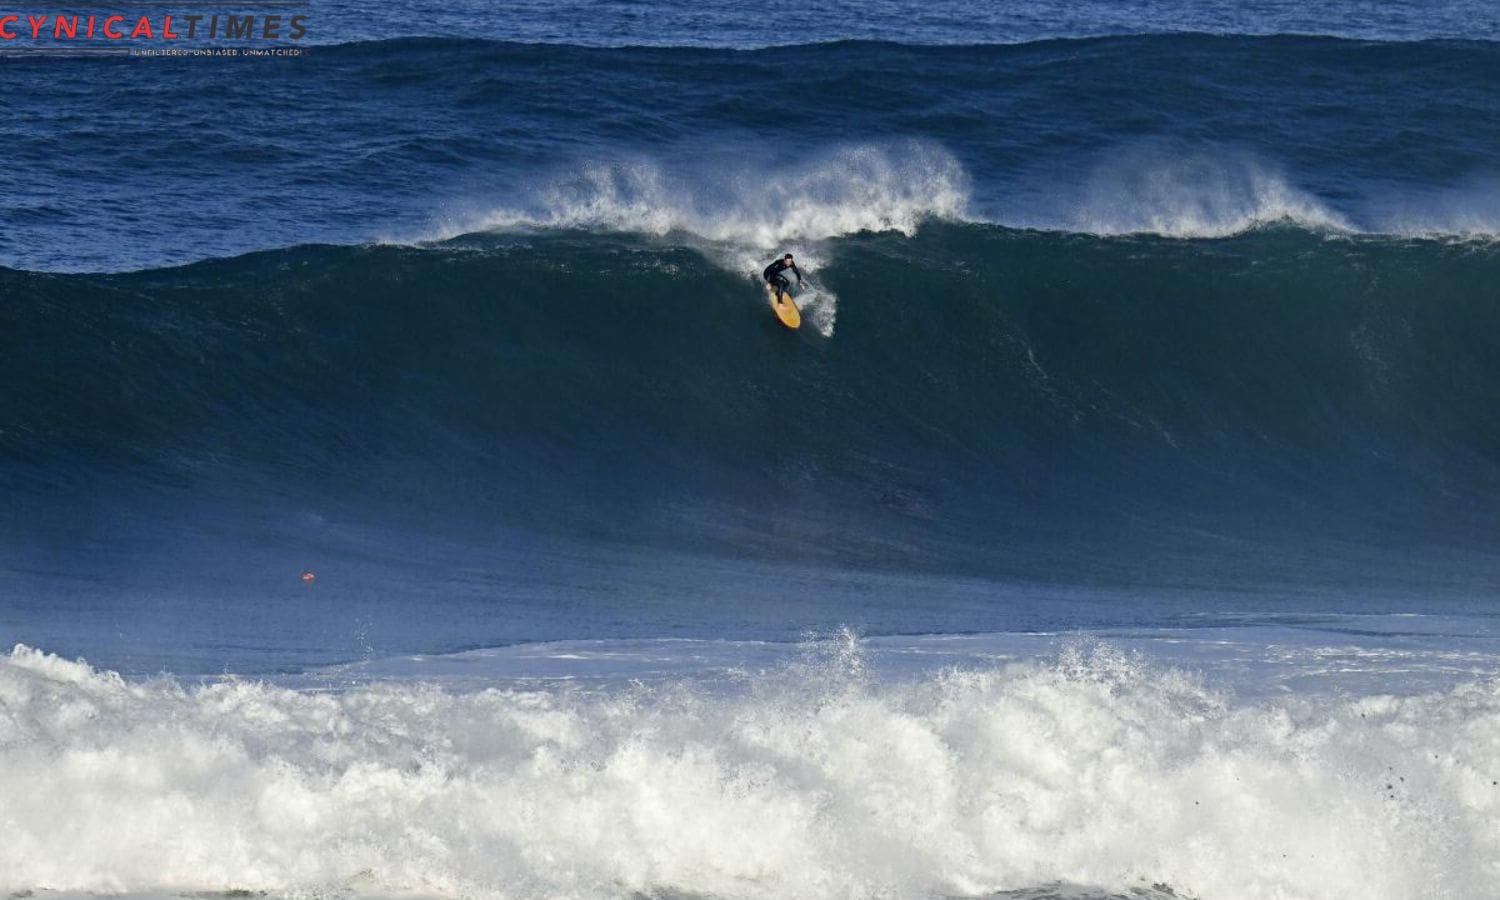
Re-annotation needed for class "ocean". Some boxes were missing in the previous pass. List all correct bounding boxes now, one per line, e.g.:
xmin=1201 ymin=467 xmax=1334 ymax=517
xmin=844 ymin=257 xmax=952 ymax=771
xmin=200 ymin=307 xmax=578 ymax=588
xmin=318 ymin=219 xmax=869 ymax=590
xmin=1 ymin=1 xmax=1498 ymax=897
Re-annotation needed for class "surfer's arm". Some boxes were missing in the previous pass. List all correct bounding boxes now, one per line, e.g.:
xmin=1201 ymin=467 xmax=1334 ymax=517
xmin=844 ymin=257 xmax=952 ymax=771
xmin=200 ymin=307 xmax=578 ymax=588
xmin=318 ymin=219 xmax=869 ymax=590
xmin=791 ymin=264 xmax=804 ymax=284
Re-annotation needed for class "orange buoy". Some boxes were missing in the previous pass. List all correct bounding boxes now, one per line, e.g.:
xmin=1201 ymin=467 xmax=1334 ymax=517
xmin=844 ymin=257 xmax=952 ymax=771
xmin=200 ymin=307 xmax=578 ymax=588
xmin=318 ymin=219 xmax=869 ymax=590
xmin=300 ymin=571 xmax=316 ymax=583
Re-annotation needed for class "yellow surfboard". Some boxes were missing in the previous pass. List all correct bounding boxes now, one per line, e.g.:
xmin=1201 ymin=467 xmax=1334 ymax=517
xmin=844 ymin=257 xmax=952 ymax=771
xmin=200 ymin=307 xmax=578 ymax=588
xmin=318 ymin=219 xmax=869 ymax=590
xmin=767 ymin=284 xmax=801 ymax=329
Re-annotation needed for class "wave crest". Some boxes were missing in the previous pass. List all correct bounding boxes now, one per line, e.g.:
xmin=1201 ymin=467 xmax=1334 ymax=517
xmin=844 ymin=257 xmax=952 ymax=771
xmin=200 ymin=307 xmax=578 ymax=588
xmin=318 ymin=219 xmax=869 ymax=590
xmin=431 ymin=142 xmax=1500 ymax=245
xmin=1065 ymin=148 xmax=1353 ymax=238
xmin=444 ymin=140 xmax=971 ymax=248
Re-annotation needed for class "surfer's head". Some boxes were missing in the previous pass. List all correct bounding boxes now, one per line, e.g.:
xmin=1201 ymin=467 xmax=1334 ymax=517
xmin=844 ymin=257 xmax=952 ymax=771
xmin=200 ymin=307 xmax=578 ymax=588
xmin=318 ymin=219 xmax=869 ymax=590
xmin=784 ymin=254 xmax=794 ymax=261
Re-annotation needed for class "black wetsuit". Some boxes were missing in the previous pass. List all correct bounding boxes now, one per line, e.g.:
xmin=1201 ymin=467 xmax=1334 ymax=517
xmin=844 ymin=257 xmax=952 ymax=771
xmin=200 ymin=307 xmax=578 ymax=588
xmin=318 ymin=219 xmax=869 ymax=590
xmin=762 ymin=258 xmax=803 ymax=300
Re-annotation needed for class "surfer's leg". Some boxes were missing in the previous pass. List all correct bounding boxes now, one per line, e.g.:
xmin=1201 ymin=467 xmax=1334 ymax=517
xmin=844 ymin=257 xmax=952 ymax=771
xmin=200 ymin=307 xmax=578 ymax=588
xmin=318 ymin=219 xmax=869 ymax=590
xmin=771 ymin=275 xmax=788 ymax=301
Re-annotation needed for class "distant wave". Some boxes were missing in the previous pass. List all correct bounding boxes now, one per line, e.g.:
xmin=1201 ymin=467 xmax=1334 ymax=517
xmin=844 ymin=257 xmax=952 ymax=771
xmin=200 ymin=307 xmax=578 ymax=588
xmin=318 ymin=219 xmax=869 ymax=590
xmin=3 ymin=640 xmax=1496 ymax=899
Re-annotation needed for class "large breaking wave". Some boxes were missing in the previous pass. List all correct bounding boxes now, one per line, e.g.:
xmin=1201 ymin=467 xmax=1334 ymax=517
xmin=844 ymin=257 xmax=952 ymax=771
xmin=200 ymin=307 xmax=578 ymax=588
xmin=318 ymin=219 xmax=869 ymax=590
xmin=4 ymin=224 xmax=1500 ymax=586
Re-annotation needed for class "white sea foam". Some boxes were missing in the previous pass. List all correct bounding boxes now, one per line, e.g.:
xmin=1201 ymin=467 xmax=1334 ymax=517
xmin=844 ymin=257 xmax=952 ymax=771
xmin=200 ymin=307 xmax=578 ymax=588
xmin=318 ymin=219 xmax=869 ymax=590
xmin=1011 ymin=150 xmax=1499 ymax=240
xmin=3 ymin=638 xmax=1498 ymax=900
xmin=417 ymin=142 xmax=1500 ymax=278
xmin=1062 ymin=149 xmax=1354 ymax=238
xmin=413 ymin=134 xmax=1500 ymax=263
xmin=457 ymin=141 xmax=971 ymax=248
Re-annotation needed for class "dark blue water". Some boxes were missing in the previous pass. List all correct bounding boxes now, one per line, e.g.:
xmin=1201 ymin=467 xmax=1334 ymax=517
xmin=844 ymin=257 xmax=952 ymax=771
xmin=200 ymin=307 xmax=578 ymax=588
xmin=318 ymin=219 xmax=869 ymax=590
xmin=213 ymin=0 xmax=1500 ymax=46
xmin=6 ymin=226 xmax=1499 ymax=674
xmin=2 ymin=1 xmax=1498 ymax=677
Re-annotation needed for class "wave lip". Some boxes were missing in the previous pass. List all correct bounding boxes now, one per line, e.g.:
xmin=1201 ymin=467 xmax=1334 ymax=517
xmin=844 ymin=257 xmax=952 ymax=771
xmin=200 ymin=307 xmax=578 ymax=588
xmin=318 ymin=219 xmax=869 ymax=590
xmin=3 ymin=641 xmax=1498 ymax=899
xmin=431 ymin=141 xmax=1500 ymax=248
xmin=441 ymin=140 xmax=971 ymax=248
xmin=1056 ymin=148 xmax=1355 ymax=238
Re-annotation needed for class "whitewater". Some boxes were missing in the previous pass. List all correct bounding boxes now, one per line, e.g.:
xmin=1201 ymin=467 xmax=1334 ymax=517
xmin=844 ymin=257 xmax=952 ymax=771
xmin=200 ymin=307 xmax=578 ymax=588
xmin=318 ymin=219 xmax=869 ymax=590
xmin=4 ymin=628 xmax=1500 ymax=900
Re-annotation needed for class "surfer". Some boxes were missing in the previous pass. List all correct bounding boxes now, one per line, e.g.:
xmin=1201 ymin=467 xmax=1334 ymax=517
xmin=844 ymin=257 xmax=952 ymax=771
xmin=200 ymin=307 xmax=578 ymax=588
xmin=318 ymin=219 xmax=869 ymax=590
xmin=763 ymin=254 xmax=803 ymax=303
